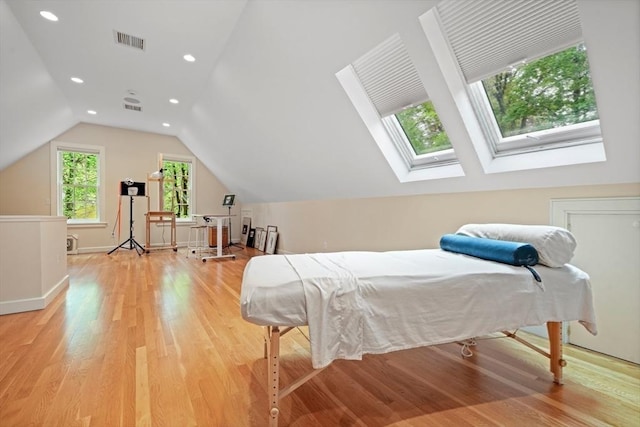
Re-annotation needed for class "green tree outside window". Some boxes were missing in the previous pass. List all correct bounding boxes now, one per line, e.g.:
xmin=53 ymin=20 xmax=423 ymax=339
xmin=61 ymin=151 xmax=98 ymax=220
xmin=395 ymin=100 xmax=452 ymax=155
xmin=162 ymin=160 xmax=191 ymax=219
xmin=482 ymin=44 xmax=598 ymax=138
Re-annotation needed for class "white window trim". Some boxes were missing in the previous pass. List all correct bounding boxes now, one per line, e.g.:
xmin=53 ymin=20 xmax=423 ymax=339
xmin=50 ymin=141 xmax=106 ymax=227
xmin=159 ymin=153 xmax=196 ymax=222
xmin=467 ymin=75 xmax=602 ymax=155
xmin=336 ymin=65 xmax=464 ymax=183
xmin=382 ymin=115 xmax=458 ymax=169
xmin=420 ymin=8 xmax=606 ymax=175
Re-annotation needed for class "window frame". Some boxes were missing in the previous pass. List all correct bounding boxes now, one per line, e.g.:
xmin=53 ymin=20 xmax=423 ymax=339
xmin=50 ymin=141 xmax=106 ymax=226
xmin=419 ymin=7 xmax=606 ymax=174
xmin=336 ymin=65 xmax=464 ymax=182
xmin=466 ymin=59 xmax=602 ymax=157
xmin=382 ymin=114 xmax=457 ymax=169
xmin=159 ymin=153 xmax=196 ymax=222
xmin=337 ymin=31 xmax=462 ymax=182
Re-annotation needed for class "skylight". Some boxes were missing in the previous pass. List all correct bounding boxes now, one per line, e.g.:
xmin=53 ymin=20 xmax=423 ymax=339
xmin=336 ymin=33 xmax=464 ymax=182
xmin=419 ymin=0 xmax=606 ymax=173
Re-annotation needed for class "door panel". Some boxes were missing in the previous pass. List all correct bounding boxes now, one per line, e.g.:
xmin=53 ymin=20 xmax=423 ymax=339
xmin=551 ymin=197 xmax=640 ymax=364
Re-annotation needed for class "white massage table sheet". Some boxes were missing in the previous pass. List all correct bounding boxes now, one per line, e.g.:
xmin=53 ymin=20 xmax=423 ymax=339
xmin=241 ymin=249 xmax=596 ymax=369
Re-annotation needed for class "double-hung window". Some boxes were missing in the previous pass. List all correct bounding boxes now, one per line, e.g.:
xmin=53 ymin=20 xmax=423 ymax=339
xmin=427 ymin=0 xmax=604 ymax=170
xmin=160 ymin=154 xmax=195 ymax=221
xmin=51 ymin=141 xmax=105 ymax=224
xmin=337 ymin=33 xmax=463 ymax=182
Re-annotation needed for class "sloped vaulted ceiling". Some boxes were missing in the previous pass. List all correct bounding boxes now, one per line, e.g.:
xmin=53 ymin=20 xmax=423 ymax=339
xmin=1 ymin=0 xmax=639 ymax=203
xmin=0 ymin=0 xmax=77 ymax=169
xmin=1 ymin=0 xmax=247 ymax=168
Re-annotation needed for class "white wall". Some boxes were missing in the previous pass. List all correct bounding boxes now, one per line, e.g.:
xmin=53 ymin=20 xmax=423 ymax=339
xmin=244 ymin=183 xmax=640 ymax=255
xmin=0 ymin=123 xmax=239 ymax=252
xmin=0 ymin=215 xmax=68 ymax=314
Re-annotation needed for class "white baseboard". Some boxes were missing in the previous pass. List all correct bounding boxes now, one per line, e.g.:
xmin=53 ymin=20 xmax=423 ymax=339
xmin=0 ymin=274 xmax=69 ymax=315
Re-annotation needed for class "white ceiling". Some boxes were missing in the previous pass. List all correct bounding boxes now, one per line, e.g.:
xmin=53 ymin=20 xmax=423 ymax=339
xmin=1 ymin=0 xmax=639 ymax=203
xmin=3 ymin=0 xmax=246 ymax=138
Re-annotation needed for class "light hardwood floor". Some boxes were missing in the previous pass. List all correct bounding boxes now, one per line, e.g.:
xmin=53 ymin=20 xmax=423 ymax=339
xmin=1 ymin=248 xmax=638 ymax=426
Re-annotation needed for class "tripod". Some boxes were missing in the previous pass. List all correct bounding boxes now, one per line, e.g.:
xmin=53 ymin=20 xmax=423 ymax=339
xmin=226 ymin=205 xmax=243 ymax=250
xmin=108 ymin=196 xmax=145 ymax=256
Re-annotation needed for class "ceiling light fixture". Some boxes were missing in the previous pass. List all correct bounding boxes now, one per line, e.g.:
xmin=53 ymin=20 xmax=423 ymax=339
xmin=40 ymin=11 xmax=59 ymax=21
xmin=87 ymin=110 xmax=97 ymax=115
xmin=70 ymin=77 xmax=84 ymax=84
xmin=183 ymin=54 xmax=196 ymax=62
xmin=162 ymin=123 xmax=171 ymax=127
xmin=169 ymin=98 xmax=179 ymax=104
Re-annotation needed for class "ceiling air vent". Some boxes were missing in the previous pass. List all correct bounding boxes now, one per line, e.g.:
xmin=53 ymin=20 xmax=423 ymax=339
xmin=124 ymin=103 xmax=142 ymax=112
xmin=114 ymin=30 xmax=145 ymax=51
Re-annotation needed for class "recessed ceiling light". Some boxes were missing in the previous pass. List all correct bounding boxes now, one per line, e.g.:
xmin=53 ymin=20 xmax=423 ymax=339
xmin=70 ymin=77 xmax=84 ymax=84
xmin=87 ymin=110 xmax=97 ymax=115
xmin=40 ymin=11 xmax=58 ymax=21
xmin=162 ymin=122 xmax=171 ymax=127
xmin=169 ymin=98 xmax=179 ymax=104
xmin=183 ymin=54 xmax=196 ymax=62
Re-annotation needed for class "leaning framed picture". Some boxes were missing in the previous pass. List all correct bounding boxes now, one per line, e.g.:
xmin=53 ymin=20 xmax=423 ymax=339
xmin=257 ymin=229 xmax=268 ymax=251
xmin=265 ymin=231 xmax=278 ymax=254
xmin=254 ymin=227 xmax=264 ymax=249
xmin=240 ymin=217 xmax=251 ymax=246
xmin=266 ymin=225 xmax=277 ymax=234
xmin=246 ymin=228 xmax=256 ymax=248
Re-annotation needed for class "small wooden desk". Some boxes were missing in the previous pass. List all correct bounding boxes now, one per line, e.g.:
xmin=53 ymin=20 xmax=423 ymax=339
xmin=199 ymin=214 xmax=236 ymax=261
xmin=145 ymin=211 xmax=177 ymax=252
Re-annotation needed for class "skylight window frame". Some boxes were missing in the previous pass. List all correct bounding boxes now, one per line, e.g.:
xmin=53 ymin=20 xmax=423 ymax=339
xmin=381 ymin=114 xmax=457 ymax=170
xmin=466 ymin=79 xmax=603 ymax=157
xmin=336 ymin=64 xmax=465 ymax=183
xmin=338 ymin=32 xmax=461 ymax=180
xmin=418 ymin=0 xmax=607 ymax=174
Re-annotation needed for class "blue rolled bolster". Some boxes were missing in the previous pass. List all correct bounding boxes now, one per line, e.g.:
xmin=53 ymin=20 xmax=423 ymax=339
xmin=439 ymin=234 xmax=539 ymax=266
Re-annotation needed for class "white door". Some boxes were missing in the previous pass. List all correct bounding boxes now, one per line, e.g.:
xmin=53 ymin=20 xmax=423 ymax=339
xmin=552 ymin=197 xmax=640 ymax=364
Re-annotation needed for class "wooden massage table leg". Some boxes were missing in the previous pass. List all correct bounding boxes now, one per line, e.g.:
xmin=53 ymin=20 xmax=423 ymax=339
xmin=547 ymin=321 xmax=566 ymax=385
xmin=502 ymin=321 xmax=566 ymax=385
xmin=264 ymin=326 xmax=328 ymax=427
xmin=267 ymin=326 xmax=281 ymax=427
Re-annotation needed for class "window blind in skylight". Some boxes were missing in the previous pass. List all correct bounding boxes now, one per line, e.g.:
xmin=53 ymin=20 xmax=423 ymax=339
xmin=352 ymin=33 xmax=429 ymax=117
xmin=436 ymin=0 xmax=583 ymax=83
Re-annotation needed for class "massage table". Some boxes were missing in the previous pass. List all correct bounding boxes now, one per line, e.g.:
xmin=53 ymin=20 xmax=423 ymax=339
xmin=240 ymin=247 xmax=597 ymax=426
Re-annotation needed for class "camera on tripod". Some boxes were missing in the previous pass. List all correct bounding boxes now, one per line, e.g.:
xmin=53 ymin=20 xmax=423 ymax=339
xmin=119 ymin=179 xmax=146 ymax=196
xmin=108 ymin=179 xmax=147 ymax=256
